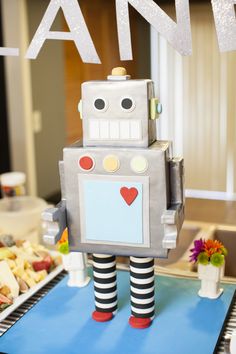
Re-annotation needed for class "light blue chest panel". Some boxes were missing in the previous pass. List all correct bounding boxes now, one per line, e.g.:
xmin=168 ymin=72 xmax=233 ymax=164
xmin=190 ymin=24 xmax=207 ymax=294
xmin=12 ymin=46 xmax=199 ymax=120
xmin=78 ymin=175 xmax=150 ymax=247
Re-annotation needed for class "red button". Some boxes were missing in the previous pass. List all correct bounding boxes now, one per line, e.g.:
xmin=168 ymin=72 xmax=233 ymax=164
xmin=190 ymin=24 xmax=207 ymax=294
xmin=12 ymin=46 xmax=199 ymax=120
xmin=79 ymin=156 xmax=94 ymax=170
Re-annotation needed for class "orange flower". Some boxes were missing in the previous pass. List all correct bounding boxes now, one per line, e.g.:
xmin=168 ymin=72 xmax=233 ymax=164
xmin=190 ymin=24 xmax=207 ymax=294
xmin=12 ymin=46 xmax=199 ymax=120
xmin=204 ymin=239 xmax=224 ymax=257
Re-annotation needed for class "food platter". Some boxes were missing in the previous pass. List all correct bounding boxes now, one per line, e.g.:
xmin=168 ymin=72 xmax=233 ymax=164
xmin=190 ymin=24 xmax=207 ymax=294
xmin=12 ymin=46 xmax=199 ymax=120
xmin=0 ymin=262 xmax=63 ymax=322
xmin=0 ymin=236 xmax=64 ymax=323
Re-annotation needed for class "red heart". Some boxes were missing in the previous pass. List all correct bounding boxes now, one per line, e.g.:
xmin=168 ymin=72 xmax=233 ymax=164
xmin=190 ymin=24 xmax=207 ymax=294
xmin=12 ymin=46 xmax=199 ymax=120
xmin=120 ymin=187 xmax=138 ymax=206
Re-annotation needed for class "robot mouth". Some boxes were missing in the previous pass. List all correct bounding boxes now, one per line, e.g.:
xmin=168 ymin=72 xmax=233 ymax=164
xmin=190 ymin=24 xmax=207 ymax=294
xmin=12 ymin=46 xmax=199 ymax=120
xmin=88 ymin=119 xmax=142 ymax=140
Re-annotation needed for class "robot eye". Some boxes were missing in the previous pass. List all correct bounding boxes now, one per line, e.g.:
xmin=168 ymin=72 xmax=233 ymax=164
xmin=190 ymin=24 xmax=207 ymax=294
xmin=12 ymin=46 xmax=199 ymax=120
xmin=94 ymin=98 xmax=107 ymax=111
xmin=121 ymin=98 xmax=135 ymax=111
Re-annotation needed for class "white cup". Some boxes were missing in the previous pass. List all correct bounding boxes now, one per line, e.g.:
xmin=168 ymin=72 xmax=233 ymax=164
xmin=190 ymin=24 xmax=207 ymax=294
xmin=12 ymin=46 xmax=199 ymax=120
xmin=0 ymin=196 xmax=47 ymax=242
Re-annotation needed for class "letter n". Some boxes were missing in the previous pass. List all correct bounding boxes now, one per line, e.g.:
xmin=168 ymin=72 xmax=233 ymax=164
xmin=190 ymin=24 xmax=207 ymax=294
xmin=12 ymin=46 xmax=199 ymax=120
xmin=116 ymin=0 xmax=192 ymax=60
xmin=212 ymin=0 xmax=236 ymax=52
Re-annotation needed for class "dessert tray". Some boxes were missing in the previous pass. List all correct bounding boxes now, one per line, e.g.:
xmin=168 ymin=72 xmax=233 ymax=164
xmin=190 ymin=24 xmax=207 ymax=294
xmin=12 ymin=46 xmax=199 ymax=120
xmin=0 ymin=262 xmax=63 ymax=322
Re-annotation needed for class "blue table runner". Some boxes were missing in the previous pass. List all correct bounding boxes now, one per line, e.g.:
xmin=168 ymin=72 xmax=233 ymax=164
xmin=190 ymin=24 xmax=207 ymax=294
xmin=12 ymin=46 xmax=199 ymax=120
xmin=0 ymin=269 xmax=235 ymax=354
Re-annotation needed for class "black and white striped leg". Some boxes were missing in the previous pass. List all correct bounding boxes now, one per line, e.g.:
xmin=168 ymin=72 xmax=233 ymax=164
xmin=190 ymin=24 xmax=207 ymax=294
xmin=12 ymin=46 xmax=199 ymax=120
xmin=92 ymin=254 xmax=117 ymax=322
xmin=129 ymin=256 xmax=155 ymax=328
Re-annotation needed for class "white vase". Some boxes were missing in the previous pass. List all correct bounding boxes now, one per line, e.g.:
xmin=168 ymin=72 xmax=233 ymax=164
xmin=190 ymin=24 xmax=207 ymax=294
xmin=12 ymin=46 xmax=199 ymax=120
xmin=197 ymin=263 xmax=224 ymax=299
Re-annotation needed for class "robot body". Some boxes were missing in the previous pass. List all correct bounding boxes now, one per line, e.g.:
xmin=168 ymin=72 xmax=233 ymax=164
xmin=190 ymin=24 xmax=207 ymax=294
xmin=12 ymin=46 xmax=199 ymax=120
xmin=60 ymin=140 xmax=183 ymax=258
xmin=43 ymin=68 xmax=184 ymax=328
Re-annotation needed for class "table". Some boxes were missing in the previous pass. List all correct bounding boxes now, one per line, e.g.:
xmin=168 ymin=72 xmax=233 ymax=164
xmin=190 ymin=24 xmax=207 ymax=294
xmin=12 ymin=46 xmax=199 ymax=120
xmin=0 ymin=269 xmax=235 ymax=354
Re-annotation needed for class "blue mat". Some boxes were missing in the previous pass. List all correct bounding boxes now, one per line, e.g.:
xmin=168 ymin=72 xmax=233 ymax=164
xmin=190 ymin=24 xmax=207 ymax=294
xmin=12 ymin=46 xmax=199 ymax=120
xmin=0 ymin=269 xmax=235 ymax=354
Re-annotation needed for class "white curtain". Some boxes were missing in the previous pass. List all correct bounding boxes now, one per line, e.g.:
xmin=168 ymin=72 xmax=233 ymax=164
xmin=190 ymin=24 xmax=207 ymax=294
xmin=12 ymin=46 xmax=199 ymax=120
xmin=151 ymin=3 xmax=236 ymax=200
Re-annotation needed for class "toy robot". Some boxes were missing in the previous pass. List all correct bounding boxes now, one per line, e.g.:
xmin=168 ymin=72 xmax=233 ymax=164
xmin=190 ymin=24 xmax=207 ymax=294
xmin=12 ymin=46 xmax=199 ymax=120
xmin=42 ymin=67 xmax=184 ymax=329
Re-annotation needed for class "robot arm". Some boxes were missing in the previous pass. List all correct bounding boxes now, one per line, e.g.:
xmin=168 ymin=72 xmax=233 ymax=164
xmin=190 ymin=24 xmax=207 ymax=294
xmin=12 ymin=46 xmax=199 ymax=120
xmin=42 ymin=161 xmax=67 ymax=245
xmin=42 ymin=200 xmax=67 ymax=245
xmin=161 ymin=157 xmax=185 ymax=249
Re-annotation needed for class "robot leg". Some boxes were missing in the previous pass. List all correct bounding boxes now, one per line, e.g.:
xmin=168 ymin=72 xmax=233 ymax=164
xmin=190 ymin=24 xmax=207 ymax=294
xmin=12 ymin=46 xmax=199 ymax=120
xmin=92 ymin=254 xmax=117 ymax=322
xmin=129 ymin=256 xmax=155 ymax=329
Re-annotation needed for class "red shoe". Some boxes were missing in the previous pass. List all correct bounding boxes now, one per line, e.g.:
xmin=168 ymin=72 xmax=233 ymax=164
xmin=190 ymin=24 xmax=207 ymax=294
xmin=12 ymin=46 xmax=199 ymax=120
xmin=129 ymin=316 xmax=152 ymax=329
xmin=92 ymin=311 xmax=113 ymax=322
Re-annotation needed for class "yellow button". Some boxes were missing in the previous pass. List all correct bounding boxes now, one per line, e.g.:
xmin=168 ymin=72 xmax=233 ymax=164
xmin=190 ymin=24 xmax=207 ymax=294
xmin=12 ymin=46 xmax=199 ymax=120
xmin=131 ymin=156 xmax=148 ymax=173
xmin=103 ymin=155 xmax=120 ymax=172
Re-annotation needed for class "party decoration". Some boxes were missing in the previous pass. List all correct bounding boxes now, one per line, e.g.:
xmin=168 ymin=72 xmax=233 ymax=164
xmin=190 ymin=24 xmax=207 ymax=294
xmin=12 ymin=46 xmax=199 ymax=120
xmin=189 ymin=238 xmax=227 ymax=299
xmin=189 ymin=238 xmax=227 ymax=267
xmin=212 ymin=0 xmax=236 ymax=52
xmin=116 ymin=0 xmax=192 ymax=59
xmin=120 ymin=187 xmax=138 ymax=205
xmin=25 ymin=0 xmax=100 ymax=63
xmin=0 ymin=47 xmax=19 ymax=57
xmin=1 ymin=0 xmax=236 ymax=61
xmin=43 ymin=67 xmax=185 ymax=328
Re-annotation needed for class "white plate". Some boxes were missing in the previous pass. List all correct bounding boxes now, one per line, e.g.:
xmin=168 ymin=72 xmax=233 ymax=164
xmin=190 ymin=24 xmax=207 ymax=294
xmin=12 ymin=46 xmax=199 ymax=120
xmin=0 ymin=264 xmax=64 ymax=322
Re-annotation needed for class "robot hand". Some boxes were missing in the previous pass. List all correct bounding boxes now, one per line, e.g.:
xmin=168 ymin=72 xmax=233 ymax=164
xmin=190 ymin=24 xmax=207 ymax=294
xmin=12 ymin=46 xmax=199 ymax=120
xmin=42 ymin=200 xmax=67 ymax=245
xmin=161 ymin=157 xmax=184 ymax=250
xmin=161 ymin=208 xmax=181 ymax=249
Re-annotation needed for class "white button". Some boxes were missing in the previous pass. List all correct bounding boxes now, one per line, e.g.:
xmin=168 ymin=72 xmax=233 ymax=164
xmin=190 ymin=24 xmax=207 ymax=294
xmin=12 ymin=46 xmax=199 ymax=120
xmin=131 ymin=156 xmax=148 ymax=173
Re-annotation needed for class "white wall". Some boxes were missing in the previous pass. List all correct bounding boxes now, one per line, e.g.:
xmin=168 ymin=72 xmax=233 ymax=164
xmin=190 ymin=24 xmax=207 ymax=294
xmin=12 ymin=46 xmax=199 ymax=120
xmin=1 ymin=0 xmax=66 ymax=198
xmin=27 ymin=0 xmax=66 ymax=199
xmin=1 ymin=0 xmax=37 ymax=195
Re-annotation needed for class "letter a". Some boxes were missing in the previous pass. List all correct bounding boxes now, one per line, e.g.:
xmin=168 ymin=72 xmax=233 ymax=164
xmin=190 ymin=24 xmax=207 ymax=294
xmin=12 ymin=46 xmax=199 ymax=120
xmin=212 ymin=0 xmax=236 ymax=52
xmin=26 ymin=0 xmax=100 ymax=64
xmin=116 ymin=0 xmax=192 ymax=60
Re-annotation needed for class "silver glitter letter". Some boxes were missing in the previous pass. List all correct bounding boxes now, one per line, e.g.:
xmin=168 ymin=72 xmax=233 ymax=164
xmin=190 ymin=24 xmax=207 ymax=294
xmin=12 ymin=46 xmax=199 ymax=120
xmin=0 ymin=48 xmax=19 ymax=57
xmin=116 ymin=0 xmax=192 ymax=59
xmin=26 ymin=0 xmax=101 ymax=64
xmin=212 ymin=0 xmax=236 ymax=52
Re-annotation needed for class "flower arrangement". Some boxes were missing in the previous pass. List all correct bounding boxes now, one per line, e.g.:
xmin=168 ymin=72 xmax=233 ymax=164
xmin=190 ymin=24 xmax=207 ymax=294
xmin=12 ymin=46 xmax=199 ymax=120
xmin=57 ymin=229 xmax=69 ymax=255
xmin=190 ymin=239 xmax=227 ymax=267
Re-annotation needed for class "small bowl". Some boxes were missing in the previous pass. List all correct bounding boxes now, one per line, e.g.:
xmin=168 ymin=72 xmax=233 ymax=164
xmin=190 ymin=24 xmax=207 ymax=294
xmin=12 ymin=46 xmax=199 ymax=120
xmin=0 ymin=196 xmax=47 ymax=239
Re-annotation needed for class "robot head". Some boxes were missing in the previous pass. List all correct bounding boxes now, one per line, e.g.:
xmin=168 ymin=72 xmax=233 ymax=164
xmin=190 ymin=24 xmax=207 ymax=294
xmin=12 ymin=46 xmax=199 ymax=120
xmin=79 ymin=68 xmax=161 ymax=148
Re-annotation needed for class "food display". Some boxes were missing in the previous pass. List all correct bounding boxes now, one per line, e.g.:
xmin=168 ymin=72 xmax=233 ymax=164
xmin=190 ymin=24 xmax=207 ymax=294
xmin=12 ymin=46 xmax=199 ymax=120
xmin=0 ymin=235 xmax=61 ymax=313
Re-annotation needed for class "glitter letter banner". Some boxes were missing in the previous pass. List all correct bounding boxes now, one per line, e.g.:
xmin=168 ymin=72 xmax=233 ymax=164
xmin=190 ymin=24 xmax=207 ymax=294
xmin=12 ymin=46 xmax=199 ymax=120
xmin=25 ymin=0 xmax=101 ymax=64
xmin=0 ymin=47 xmax=19 ymax=57
xmin=116 ymin=0 xmax=192 ymax=60
xmin=212 ymin=0 xmax=236 ymax=52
